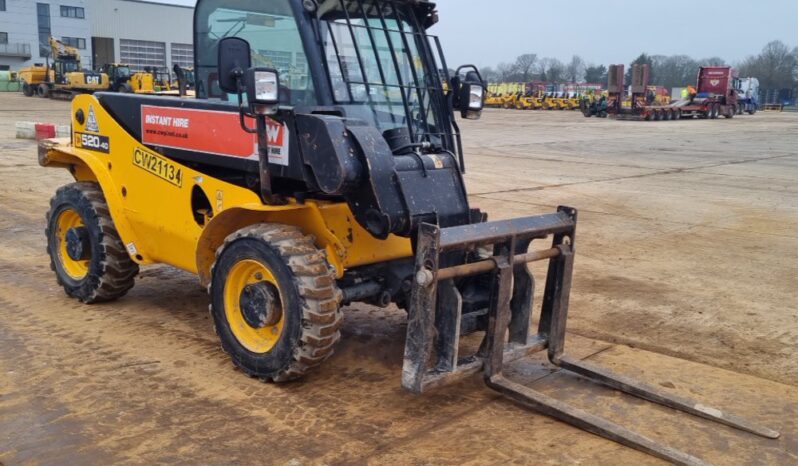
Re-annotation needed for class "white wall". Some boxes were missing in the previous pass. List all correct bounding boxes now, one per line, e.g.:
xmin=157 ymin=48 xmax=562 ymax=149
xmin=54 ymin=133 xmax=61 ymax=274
xmin=87 ymin=0 xmax=193 ymax=71
xmin=0 ymin=0 xmax=91 ymax=70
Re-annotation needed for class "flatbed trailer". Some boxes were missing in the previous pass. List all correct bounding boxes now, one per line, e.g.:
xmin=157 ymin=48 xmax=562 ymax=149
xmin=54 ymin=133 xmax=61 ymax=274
xmin=604 ymin=64 xmax=741 ymax=122
xmin=613 ymin=97 xmax=732 ymax=121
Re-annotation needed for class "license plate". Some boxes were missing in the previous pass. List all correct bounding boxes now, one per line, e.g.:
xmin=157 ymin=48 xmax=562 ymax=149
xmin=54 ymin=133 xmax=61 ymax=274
xmin=133 ymin=147 xmax=183 ymax=187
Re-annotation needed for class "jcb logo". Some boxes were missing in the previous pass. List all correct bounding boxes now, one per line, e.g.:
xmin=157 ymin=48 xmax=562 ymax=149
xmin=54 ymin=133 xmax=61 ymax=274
xmin=85 ymin=75 xmax=101 ymax=85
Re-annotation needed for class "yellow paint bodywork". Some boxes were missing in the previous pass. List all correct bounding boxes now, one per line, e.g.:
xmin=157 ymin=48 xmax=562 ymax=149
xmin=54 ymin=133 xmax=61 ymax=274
xmin=130 ymin=72 xmax=155 ymax=93
xmin=40 ymin=95 xmax=413 ymax=285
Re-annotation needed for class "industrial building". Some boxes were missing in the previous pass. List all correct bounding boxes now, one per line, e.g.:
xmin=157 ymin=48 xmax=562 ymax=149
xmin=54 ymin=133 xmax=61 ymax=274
xmin=0 ymin=0 xmax=92 ymax=70
xmin=0 ymin=0 xmax=193 ymax=73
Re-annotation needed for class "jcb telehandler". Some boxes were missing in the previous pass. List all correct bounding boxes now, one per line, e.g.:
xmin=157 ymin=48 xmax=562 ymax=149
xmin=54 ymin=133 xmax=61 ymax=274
xmin=38 ymin=1 xmax=778 ymax=463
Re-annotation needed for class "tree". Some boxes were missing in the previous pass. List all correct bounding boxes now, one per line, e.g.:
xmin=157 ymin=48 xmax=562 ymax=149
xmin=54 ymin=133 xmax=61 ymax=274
xmin=496 ymin=62 xmax=517 ymax=82
xmin=656 ymin=55 xmax=699 ymax=88
xmin=700 ymin=56 xmax=726 ymax=66
xmin=738 ymin=41 xmax=797 ymax=89
xmin=537 ymin=57 xmax=565 ymax=83
xmin=565 ymin=55 xmax=585 ymax=83
xmin=584 ymin=64 xmax=607 ymax=84
xmin=625 ymin=53 xmax=655 ymax=85
xmin=480 ymin=66 xmax=499 ymax=83
xmin=514 ymin=53 xmax=538 ymax=81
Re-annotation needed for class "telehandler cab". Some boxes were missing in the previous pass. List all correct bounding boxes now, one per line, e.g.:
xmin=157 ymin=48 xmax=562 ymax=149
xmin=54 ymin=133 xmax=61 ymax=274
xmin=39 ymin=0 xmax=778 ymax=463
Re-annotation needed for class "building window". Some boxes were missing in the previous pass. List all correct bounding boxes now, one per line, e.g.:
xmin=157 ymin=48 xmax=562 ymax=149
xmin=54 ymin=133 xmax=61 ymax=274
xmin=60 ymin=6 xmax=85 ymax=19
xmin=170 ymin=43 xmax=194 ymax=68
xmin=0 ymin=33 xmax=7 ymax=45
xmin=0 ymin=0 xmax=5 ymax=12
xmin=37 ymin=3 xmax=51 ymax=58
xmin=120 ymin=39 xmax=166 ymax=72
xmin=62 ymin=37 xmax=86 ymax=49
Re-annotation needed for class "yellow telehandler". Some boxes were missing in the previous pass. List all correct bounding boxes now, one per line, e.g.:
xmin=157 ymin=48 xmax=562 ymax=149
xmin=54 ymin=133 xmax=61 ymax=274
xmin=37 ymin=1 xmax=778 ymax=464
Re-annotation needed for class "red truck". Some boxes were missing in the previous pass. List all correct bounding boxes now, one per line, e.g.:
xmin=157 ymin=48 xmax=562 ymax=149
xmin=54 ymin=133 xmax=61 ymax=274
xmin=604 ymin=64 xmax=741 ymax=121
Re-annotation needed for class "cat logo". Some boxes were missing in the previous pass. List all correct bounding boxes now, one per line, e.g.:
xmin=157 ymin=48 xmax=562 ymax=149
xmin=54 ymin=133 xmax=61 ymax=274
xmin=85 ymin=104 xmax=100 ymax=133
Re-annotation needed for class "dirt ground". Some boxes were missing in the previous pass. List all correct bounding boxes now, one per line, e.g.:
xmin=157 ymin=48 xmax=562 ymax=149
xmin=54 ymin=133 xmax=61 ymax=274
xmin=0 ymin=92 xmax=796 ymax=465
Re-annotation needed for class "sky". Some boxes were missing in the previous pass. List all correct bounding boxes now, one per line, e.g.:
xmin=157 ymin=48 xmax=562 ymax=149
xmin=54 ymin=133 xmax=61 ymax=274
xmin=158 ymin=0 xmax=798 ymax=67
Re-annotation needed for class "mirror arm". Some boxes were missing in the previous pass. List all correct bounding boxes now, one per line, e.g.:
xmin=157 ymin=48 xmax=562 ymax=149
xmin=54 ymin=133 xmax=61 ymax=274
xmin=234 ymin=73 xmax=258 ymax=134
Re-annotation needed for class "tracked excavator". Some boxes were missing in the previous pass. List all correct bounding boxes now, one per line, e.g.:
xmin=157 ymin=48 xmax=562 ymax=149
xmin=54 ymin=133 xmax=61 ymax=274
xmin=38 ymin=1 xmax=779 ymax=464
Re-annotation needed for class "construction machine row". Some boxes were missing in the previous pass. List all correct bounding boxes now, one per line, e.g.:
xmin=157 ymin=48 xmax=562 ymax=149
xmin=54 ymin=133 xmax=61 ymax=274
xmin=17 ymin=37 xmax=195 ymax=100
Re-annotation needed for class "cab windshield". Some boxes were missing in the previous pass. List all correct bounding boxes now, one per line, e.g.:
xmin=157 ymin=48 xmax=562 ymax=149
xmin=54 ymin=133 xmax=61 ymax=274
xmin=194 ymin=0 xmax=451 ymax=146
xmin=195 ymin=0 xmax=316 ymax=104
xmin=319 ymin=0 xmax=447 ymax=145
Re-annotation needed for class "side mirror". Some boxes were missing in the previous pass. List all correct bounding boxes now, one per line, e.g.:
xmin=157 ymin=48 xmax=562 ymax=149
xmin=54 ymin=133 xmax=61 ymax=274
xmin=217 ymin=37 xmax=252 ymax=93
xmin=452 ymin=66 xmax=485 ymax=120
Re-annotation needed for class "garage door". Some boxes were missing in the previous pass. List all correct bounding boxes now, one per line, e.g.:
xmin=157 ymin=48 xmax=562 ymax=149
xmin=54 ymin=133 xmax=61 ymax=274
xmin=120 ymin=39 xmax=166 ymax=72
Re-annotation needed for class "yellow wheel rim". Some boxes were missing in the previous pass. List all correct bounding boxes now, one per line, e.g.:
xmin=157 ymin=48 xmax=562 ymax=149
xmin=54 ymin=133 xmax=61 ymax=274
xmin=223 ymin=259 xmax=285 ymax=354
xmin=56 ymin=209 xmax=90 ymax=280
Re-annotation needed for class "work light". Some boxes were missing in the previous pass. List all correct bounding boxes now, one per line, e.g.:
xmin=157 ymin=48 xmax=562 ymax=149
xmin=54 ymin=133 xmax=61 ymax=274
xmin=246 ymin=68 xmax=280 ymax=109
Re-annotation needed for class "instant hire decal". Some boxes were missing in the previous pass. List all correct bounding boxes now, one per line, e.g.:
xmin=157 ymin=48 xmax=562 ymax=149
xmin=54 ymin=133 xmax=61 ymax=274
xmin=140 ymin=106 xmax=290 ymax=166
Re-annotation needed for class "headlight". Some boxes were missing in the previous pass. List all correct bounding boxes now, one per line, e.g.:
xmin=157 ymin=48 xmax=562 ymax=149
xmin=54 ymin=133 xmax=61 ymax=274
xmin=246 ymin=67 xmax=280 ymax=108
xmin=253 ymin=70 xmax=278 ymax=103
xmin=469 ymin=85 xmax=484 ymax=110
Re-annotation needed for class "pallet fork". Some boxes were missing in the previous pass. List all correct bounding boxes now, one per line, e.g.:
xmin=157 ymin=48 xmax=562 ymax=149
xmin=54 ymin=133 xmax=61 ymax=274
xmin=403 ymin=207 xmax=779 ymax=466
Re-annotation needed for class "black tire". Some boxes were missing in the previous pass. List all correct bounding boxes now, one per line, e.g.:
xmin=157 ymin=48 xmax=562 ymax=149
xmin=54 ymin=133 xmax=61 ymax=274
xmin=22 ymin=83 xmax=34 ymax=97
xmin=38 ymin=84 xmax=50 ymax=98
xmin=46 ymin=182 xmax=139 ymax=303
xmin=653 ymin=110 xmax=662 ymax=121
xmin=725 ymin=106 xmax=735 ymax=119
xmin=711 ymin=104 xmax=720 ymax=119
xmin=210 ymin=224 xmax=343 ymax=382
xmin=674 ymin=109 xmax=682 ymax=120
xmin=748 ymin=107 xmax=757 ymax=115
xmin=662 ymin=109 xmax=671 ymax=121
xmin=119 ymin=83 xmax=133 ymax=93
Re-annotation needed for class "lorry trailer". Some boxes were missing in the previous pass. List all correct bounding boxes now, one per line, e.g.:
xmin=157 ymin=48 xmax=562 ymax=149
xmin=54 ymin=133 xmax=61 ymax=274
xmin=603 ymin=64 xmax=742 ymax=121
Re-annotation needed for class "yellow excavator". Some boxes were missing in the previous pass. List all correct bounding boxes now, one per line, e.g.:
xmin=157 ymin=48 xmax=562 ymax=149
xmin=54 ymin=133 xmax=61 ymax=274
xmin=18 ymin=37 xmax=154 ymax=98
xmin=36 ymin=1 xmax=779 ymax=464
xmin=18 ymin=37 xmax=109 ymax=98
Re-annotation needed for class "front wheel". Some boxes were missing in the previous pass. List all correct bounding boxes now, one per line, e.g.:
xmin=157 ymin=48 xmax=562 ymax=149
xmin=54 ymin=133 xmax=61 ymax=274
xmin=22 ymin=83 xmax=34 ymax=97
xmin=37 ymin=84 xmax=50 ymax=98
xmin=46 ymin=182 xmax=139 ymax=303
xmin=209 ymin=224 xmax=343 ymax=382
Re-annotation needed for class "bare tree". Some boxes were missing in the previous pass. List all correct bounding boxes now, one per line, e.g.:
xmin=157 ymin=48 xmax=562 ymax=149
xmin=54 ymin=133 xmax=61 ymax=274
xmin=701 ymin=56 xmax=727 ymax=66
xmin=496 ymin=62 xmax=517 ymax=82
xmin=480 ymin=66 xmax=499 ymax=83
xmin=514 ymin=53 xmax=538 ymax=81
xmin=538 ymin=58 xmax=565 ymax=83
xmin=738 ymin=41 xmax=797 ymax=89
xmin=566 ymin=55 xmax=585 ymax=82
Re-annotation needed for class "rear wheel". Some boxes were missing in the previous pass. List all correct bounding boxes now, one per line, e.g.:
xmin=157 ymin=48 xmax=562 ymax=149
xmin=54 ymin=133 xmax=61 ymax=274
xmin=662 ymin=109 xmax=671 ymax=121
xmin=210 ymin=224 xmax=342 ymax=382
xmin=673 ymin=109 xmax=682 ymax=120
xmin=653 ymin=110 xmax=662 ymax=121
xmin=45 ymin=182 xmax=139 ymax=303
xmin=22 ymin=83 xmax=34 ymax=97
xmin=725 ymin=105 xmax=735 ymax=118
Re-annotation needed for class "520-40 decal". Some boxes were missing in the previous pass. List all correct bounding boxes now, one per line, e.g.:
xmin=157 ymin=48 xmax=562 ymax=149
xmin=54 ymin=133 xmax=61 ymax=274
xmin=74 ymin=132 xmax=110 ymax=153
xmin=133 ymin=148 xmax=183 ymax=187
